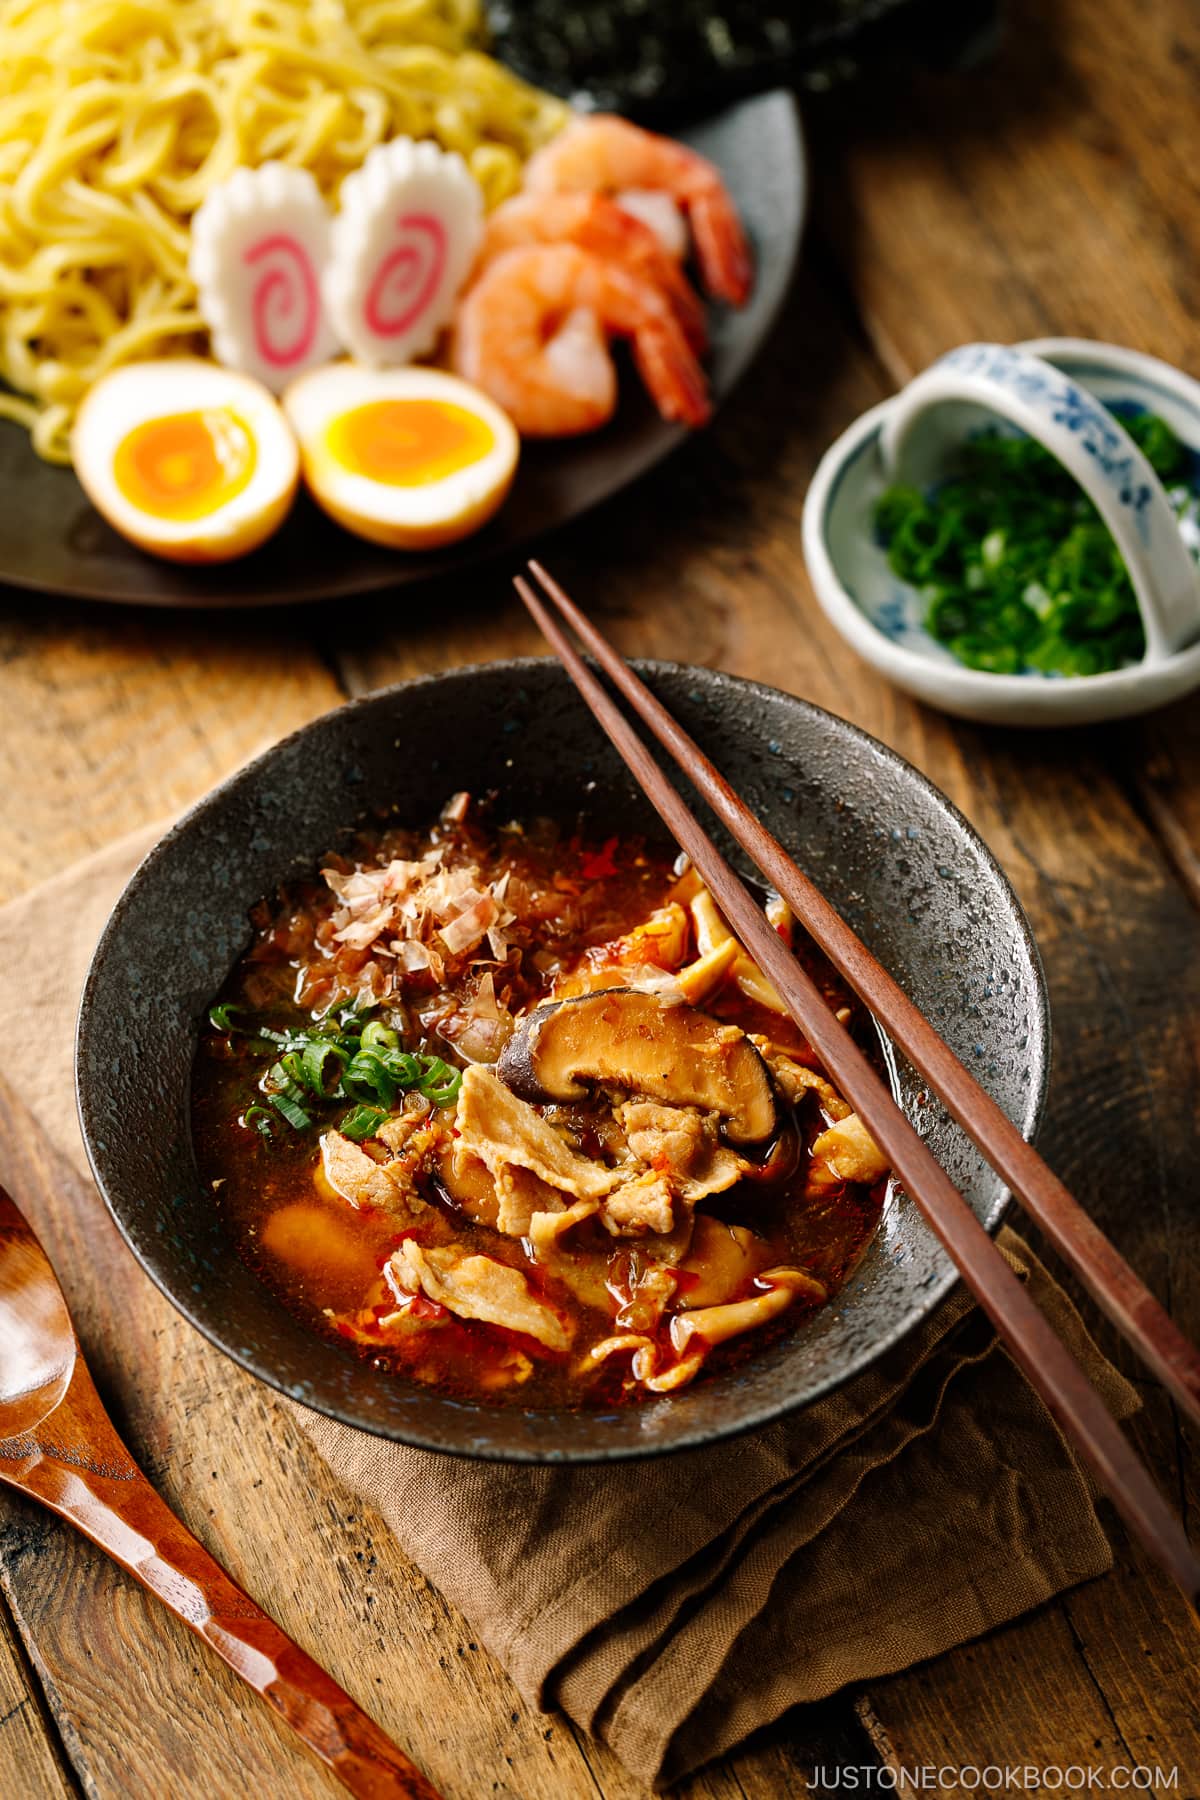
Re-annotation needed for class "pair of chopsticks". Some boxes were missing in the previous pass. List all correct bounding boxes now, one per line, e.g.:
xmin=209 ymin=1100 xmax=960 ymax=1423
xmin=514 ymin=559 xmax=1200 ymax=1609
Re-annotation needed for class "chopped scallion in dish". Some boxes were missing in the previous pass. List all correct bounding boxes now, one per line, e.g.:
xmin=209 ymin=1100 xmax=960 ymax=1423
xmin=874 ymin=412 xmax=1198 ymax=677
xmin=211 ymin=998 xmax=462 ymax=1141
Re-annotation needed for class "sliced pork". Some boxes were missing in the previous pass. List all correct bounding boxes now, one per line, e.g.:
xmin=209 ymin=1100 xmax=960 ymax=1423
xmin=455 ymin=1064 xmax=621 ymax=1200
xmin=390 ymin=1241 xmax=573 ymax=1352
xmin=320 ymin=1130 xmax=428 ymax=1227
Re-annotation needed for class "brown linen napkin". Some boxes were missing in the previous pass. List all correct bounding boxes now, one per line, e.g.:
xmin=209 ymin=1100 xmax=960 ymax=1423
xmin=0 ymin=822 xmax=1140 ymax=1790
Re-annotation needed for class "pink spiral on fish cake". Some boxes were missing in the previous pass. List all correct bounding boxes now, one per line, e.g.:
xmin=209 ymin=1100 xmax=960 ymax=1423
xmin=243 ymin=234 xmax=320 ymax=368
xmin=364 ymin=213 xmax=447 ymax=338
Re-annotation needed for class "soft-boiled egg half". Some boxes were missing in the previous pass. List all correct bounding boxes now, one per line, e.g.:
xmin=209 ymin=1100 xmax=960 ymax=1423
xmin=282 ymin=364 xmax=519 ymax=549
xmin=72 ymin=361 xmax=299 ymax=562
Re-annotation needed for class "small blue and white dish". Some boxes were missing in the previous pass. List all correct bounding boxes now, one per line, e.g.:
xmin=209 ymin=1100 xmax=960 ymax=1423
xmin=802 ymin=338 xmax=1200 ymax=726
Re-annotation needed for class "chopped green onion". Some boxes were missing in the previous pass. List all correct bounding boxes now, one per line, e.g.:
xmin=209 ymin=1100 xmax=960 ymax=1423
xmin=342 ymin=1048 xmax=398 ymax=1109
xmin=331 ymin=998 xmax=373 ymax=1037
xmin=1130 ymin=412 xmax=1185 ymax=480
xmin=209 ymin=1002 xmax=263 ymax=1035
xmin=222 ymin=1000 xmax=464 ymax=1142
xmin=361 ymin=1020 xmax=401 ymax=1052
xmin=418 ymin=1057 xmax=463 ymax=1106
xmin=300 ymin=1038 xmax=349 ymax=1097
xmin=241 ymin=1104 xmax=275 ymax=1138
xmin=268 ymin=1088 xmax=312 ymax=1131
xmin=382 ymin=1049 xmax=421 ymax=1087
xmin=340 ymin=1104 xmax=389 ymax=1141
xmin=873 ymin=411 xmax=1198 ymax=679
xmin=255 ymin=1023 xmax=299 ymax=1046
xmin=262 ymin=1058 xmax=314 ymax=1130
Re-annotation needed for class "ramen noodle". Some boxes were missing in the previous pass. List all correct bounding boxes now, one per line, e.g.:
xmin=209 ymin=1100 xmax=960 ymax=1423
xmin=0 ymin=0 xmax=568 ymax=460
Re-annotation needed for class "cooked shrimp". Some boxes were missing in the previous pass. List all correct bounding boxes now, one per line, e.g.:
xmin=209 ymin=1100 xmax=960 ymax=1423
xmin=453 ymin=243 xmax=710 ymax=437
xmin=524 ymin=115 xmax=753 ymax=307
xmin=477 ymin=192 xmax=707 ymax=350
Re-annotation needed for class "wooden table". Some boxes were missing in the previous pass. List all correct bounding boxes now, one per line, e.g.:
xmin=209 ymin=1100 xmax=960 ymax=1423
xmin=2 ymin=0 xmax=1197 ymax=1792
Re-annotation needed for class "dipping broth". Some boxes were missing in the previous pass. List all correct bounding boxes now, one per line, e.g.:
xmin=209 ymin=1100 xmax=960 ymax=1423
xmin=192 ymin=795 xmax=888 ymax=1410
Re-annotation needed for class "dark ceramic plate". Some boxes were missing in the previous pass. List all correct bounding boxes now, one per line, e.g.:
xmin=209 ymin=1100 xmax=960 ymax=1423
xmin=0 ymin=91 xmax=803 ymax=610
xmin=76 ymin=662 xmax=1049 ymax=1461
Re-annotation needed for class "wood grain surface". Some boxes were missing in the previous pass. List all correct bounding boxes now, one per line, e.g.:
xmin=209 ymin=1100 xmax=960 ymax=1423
xmin=0 ymin=0 xmax=1197 ymax=1793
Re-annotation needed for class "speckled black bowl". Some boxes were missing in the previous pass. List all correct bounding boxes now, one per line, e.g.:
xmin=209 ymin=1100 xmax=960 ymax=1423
xmin=76 ymin=661 xmax=1049 ymax=1461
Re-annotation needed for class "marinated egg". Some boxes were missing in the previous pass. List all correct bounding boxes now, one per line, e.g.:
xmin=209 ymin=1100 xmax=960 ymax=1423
xmin=72 ymin=361 xmax=299 ymax=563
xmin=282 ymin=364 xmax=519 ymax=549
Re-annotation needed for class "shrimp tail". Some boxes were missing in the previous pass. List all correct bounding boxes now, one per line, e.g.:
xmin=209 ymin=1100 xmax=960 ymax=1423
xmin=657 ymin=259 xmax=709 ymax=352
xmin=588 ymin=192 xmax=709 ymax=350
xmin=690 ymin=192 xmax=754 ymax=307
xmin=633 ymin=321 xmax=711 ymax=428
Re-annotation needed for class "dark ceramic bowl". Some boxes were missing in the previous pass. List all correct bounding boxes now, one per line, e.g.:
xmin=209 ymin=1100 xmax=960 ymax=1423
xmin=76 ymin=661 xmax=1049 ymax=1461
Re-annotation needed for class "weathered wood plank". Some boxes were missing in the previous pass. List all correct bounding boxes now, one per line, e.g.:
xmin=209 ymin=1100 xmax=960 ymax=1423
xmin=0 ymin=601 xmax=342 ymax=905
xmin=1131 ymin=704 xmax=1200 ymax=910
xmin=0 ymin=1592 xmax=76 ymax=1799
xmin=814 ymin=0 xmax=1200 ymax=378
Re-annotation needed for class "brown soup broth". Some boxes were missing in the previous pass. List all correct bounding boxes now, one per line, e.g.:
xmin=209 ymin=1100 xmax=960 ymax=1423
xmin=191 ymin=807 xmax=887 ymax=1411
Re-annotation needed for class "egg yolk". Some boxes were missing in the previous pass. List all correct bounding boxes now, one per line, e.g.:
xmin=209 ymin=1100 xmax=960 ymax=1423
xmin=325 ymin=399 xmax=494 ymax=486
xmin=113 ymin=408 xmax=256 ymax=521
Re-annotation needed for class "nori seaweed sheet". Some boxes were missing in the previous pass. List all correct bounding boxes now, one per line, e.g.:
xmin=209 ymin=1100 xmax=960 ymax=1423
xmin=486 ymin=0 xmax=1000 ymax=120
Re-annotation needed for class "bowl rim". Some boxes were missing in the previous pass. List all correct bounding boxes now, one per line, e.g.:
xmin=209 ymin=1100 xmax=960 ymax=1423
xmin=75 ymin=657 xmax=1051 ymax=1460
xmin=802 ymin=337 xmax=1200 ymax=718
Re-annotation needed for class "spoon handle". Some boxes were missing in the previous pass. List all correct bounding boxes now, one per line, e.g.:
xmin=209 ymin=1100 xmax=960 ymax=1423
xmin=0 ymin=1360 xmax=442 ymax=1800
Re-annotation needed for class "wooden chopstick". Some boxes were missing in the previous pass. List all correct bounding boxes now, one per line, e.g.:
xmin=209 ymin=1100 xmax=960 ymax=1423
xmin=513 ymin=565 xmax=1200 ymax=1608
xmin=525 ymin=559 xmax=1200 ymax=1435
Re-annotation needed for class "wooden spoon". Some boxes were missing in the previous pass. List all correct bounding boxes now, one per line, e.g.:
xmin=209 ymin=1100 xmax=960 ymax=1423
xmin=0 ymin=1183 xmax=442 ymax=1800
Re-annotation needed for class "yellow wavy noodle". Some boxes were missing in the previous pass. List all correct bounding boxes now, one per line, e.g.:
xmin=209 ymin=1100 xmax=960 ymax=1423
xmin=0 ymin=0 xmax=568 ymax=461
